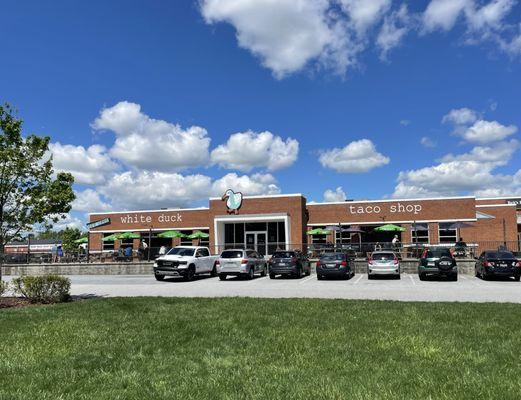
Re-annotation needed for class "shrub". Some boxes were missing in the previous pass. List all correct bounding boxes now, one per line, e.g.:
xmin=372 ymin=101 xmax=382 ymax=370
xmin=12 ymin=275 xmax=71 ymax=303
xmin=0 ymin=280 xmax=7 ymax=296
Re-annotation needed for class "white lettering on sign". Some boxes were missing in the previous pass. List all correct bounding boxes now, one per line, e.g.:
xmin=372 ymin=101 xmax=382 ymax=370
xmin=119 ymin=212 xmax=183 ymax=225
xmin=348 ymin=202 xmax=422 ymax=215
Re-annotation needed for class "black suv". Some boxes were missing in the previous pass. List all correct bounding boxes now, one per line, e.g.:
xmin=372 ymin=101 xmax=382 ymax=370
xmin=268 ymin=250 xmax=311 ymax=279
xmin=418 ymin=248 xmax=457 ymax=281
xmin=316 ymin=252 xmax=355 ymax=280
xmin=475 ymin=250 xmax=521 ymax=281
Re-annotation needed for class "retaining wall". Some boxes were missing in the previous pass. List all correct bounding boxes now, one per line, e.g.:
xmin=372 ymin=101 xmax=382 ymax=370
xmin=1 ymin=259 xmax=477 ymax=276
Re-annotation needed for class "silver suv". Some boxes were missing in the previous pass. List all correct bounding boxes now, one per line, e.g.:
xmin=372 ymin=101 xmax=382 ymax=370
xmin=217 ymin=249 xmax=267 ymax=280
xmin=367 ymin=251 xmax=400 ymax=279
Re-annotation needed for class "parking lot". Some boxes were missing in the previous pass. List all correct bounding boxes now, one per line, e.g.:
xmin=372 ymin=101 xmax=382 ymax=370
xmin=9 ymin=273 xmax=517 ymax=303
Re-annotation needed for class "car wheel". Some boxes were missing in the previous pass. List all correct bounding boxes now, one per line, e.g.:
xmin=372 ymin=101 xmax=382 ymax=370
xmin=419 ymin=273 xmax=426 ymax=281
xmin=155 ymin=274 xmax=165 ymax=281
xmin=317 ymin=274 xmax=323 ymax=280
xmin=260 ymin=264 xmax=267 ymax=277
xmin=482 ymin=271 xmax=488 ymax=281
xmin=451 ymin=273 xmax=458 ymax=282
xmin=210 ymin=263 xmax=217 ymax=277
xmin=269 ymin=273 xmax=276 ymax=279
xmin=514 ymin=275 xmax=520 ymax=282
xmin=185 ymin=266 xmax=196 ymax=281
xmin=396 ymin=274 xmax=401 ymax=280
xmin=219 ymin=274 xmax=227 ymax=281
xmin=296 ymin=268 xmax=302 ymax=279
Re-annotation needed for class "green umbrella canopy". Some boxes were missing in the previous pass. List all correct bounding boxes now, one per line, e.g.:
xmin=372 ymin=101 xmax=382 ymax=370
xmin=374 ymin=224 xmax=406 ymax=232
xmin=74 ymin=237 xmax=89 ymax=244
xmin=187 ymin=230 xmax=210 ymax=239
xmin=157 ymin=230 xmax=186 ymax=239
xmin=102 ymin=233 xmax=120 ymax=242
xmin=117 ymin=232 xmax=141 ymax=240
xmin=307 ymin=228 xmax=331 ymax=235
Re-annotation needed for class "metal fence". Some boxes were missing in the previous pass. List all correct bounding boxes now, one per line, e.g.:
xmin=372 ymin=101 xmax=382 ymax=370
xmin=1 ymin=241 xmax=520 ymax=265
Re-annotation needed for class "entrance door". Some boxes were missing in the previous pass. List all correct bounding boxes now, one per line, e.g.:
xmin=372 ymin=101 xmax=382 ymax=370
xmin=245 ymin=232 xmax=267 ymax=256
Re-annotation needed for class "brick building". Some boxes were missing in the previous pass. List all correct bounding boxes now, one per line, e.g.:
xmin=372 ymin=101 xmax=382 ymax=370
xmin=88 ymin=193 xmax=521 ymax=256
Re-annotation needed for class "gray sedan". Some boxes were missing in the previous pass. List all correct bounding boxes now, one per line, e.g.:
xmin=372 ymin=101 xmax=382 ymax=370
xmin=367 ymin=251 xmax=400 ymax=279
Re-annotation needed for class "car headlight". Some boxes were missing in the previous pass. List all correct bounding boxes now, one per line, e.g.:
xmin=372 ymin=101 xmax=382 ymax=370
xmin=153 ymin=262 xmax=158 ymax=268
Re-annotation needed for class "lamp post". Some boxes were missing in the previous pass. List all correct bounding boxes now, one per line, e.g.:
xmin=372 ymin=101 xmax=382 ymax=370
xmin=148 ymin=226 xmax=152 ymax=262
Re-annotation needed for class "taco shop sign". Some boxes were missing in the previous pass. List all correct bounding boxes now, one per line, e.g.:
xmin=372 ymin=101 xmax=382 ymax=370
xmin=348 ymin=202 xmax=423 ymax=215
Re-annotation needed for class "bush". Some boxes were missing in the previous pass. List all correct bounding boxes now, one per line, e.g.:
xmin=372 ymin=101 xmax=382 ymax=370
xmin=12 ymin=275 xmax=71 ymax=303
xmin=0 ymin=280 xmax=7 ymax=296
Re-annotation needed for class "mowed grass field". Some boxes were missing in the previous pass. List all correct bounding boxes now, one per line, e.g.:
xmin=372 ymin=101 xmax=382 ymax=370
xmin=1 ymin=298 xmax=521 ymax=400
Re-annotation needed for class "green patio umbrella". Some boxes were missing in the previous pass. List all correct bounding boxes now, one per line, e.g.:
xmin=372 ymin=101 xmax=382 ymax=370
xmin=187 ymin=230 xmax=210 ymax=239
xmin=306 ymin=228 xmax=331 ymax=235
xmin=157 ymin=230 xmax=186 ymax=239
xmin=74 ymin=236 xmax=89 ymax=244
xmin=116 ymin=232 xmax=141 ymax=240
xmin=374 ymin=224 xmax=406 ymax=232
xmin=102 ymin=233 xmax=120 ymax=242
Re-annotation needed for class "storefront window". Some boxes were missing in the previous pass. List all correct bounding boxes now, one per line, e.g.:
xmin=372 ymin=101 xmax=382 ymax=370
xmin=103 ymin=233 xmax=115 ymax=251
xmin=411 ymin=224 xmax=429 ymax=244
xmin=438 ymin=223 xmax=457 ymax=243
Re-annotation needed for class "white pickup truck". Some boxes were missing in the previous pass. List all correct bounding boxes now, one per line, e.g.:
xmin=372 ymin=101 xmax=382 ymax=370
xmin=153 ymin=246 xmax=219 ymax=281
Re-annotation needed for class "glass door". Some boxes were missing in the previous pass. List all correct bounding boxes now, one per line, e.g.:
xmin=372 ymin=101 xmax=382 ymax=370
xmin=245 ymin=232 xmax=267 ymax=256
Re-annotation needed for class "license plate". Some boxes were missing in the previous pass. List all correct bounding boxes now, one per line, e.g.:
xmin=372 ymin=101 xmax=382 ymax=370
xmin=440 ymin=261 xmax=451 ymax=266
xmin=428 ymin=262 xmax=435 ymax=266
xmin=162 ymin=271 xmax=179 ymax=276
xmin=327 ymin=264 xmax=336 ymax=268
xmin=499 ymin=263 xmax=507 ymax=267
xmin=278 ymin=263 xmax=286 ymax=266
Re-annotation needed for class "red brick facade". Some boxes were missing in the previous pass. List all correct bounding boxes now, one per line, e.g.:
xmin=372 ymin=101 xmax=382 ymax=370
xmin=88 ymin=194 xmax=521 ymax=254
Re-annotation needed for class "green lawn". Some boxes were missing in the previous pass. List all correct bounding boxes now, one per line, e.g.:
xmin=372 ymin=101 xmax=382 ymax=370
xmin=1 ymin=298 xmax=521 ymax=400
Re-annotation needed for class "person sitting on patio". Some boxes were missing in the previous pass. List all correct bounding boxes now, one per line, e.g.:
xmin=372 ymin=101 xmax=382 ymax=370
xmin=124 ymin=246 xmax=132 ymax=261
xmin=455 ymin=237 xmax=467 ymax=249
xmin=159 ymin=245 xmax=167 ymax=256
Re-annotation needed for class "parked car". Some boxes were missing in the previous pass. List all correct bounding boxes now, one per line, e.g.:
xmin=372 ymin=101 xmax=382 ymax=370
xmin=153 ymin=246 xmax=219 ymax=281
xmin=418 ymin=248 xmax=457 ymax=281
xmin=475 ymin=250 xmax=521 ymax=281
xmin=268 ymin=250 xmax=311 ymax=279
xmin=217 ymin=249 xmax=267 ymax=280
xmin=316 ymin=252 xmax=355 ymax=280
xmin=367 ymin=251 xmax=400 ymax=279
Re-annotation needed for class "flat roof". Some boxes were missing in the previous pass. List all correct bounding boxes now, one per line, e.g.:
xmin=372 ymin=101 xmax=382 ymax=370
xmin=308 ymin=195 xmax=475 ymax=206
xmin=209 ymin=193 xmax=305 ymax=201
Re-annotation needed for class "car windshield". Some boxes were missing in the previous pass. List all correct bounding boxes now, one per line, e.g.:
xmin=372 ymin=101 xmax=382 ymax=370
xmin=221 ymin=250 xmax=244 ymax=259
xmin=425 ymin=249 xmax=452 ymax=258
xmin=272 ymin=252 xmax=295 ymax=258
xmin=372 ymin=253 xmax=394 ymax=260
xmin=321 ymin=253 xmax=344 ymax=261
xmin=486 ymin=251 xmax=515 ymax=259
xmin=167 ymin=247 xmax=195 ymax=257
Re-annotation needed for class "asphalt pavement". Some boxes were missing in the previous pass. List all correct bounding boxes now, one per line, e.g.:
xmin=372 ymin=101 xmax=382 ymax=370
xmin=5 ymin=273 xmax=520 ymax=303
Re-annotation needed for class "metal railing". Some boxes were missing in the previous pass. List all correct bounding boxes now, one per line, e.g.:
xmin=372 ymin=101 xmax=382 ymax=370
xmin=1 ymin=241 xmax=519 ymax=265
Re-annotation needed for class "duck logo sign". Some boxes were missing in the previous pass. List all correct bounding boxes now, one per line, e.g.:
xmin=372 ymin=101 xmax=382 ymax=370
xmin=222 ymin=189 xmax=243 ymax=214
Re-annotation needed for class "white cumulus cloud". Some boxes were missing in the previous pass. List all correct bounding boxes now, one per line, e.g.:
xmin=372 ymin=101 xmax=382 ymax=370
xmin=211 ymin=172 xmax=281 ymax=196
xmin=377 ymin=4 xmax=411 ymax=60
xmin=460 ymin=120 xmax=517 ymax=143
xmin=72 ymin=189 xmax=112 ymax=213
xmin=319 ymin=139 xmax=390 ymax=173
xmin=49 ymin=143 xmax=119 ymax=185
xmin=442 ymin=107 xmax=479 ymax=125
xmin=211 ymin=130 xmax=299 ymax=172
xmin=339 ymin=0 xmax=391 ymax=33
xmin=92 ymin=101 xmax=211 ymax=171
xmin=323 ymin=186 xmax=347 ymax=202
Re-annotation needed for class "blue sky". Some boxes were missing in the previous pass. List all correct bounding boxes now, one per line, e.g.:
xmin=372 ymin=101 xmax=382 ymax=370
xmin=1 ymin=0 xmax=520 ymax=229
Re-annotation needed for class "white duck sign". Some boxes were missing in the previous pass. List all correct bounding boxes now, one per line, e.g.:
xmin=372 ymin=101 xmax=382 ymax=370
xmin=221 ymin=189 xmax=243 ymax=214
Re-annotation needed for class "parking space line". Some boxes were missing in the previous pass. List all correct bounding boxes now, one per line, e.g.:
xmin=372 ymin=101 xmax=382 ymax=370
xmin=354 ymin=274 xmax=363 ymax=284
xmin=299 ymin=276 xmax=315 ymax=284
xmin=409 ymin=275 xmax=416 ymax=286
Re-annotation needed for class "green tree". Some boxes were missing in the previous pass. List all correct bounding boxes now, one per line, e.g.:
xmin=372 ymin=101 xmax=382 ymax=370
xmin=38 ymin=227 xmax=84 ymax=252
xmin=0 ymin=103 xmax=75 ymax=280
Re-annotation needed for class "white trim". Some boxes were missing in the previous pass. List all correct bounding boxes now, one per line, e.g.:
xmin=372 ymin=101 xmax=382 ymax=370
xmin=307 ymin=195 xmax=475 ymax=206
xmin=476 ymin=204 xmax=516 ymax=208
xmin=476 ymin=196 xmax=521 ymax=200
xmin=307 ymin=218 xmax=477 ymax=226
xmin=89 ymin=207 xmax=209 ymax=216
xmin=213 ymin=214 xmax=290 ymax=254
xmin=90 ymin=227 xmax=210 ymax=233
xmin=209 ymin=193 xmax=304 ymax=201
